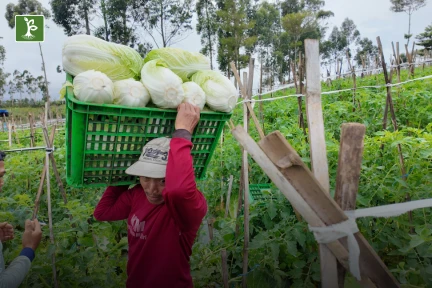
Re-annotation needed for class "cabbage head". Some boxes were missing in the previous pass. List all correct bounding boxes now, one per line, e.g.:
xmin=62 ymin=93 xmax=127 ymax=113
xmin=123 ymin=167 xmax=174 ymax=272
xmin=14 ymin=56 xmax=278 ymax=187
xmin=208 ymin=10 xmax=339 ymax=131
xmin=113 ymin=79 xmax=150 ymax=107
xmin=144 ymin=48 xmax=210 ymax=81
xmin=191 ymin=70 xmax=238 ymax=113
xmin=182 ymin=82 xmax=206 ymax=109
xmin=141 ymin=59 xmax=184 ymax=109
xmin=73 ymin=70 xmax=114 ymax=104
xmin=63 ymin=34 xmax=144 ymax=81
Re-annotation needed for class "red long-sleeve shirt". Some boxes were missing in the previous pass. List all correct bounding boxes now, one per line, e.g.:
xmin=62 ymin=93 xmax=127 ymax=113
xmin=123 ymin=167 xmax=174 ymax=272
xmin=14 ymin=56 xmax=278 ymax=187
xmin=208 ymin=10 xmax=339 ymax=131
xmin=94 ymin=137 xmax=207 ymax=288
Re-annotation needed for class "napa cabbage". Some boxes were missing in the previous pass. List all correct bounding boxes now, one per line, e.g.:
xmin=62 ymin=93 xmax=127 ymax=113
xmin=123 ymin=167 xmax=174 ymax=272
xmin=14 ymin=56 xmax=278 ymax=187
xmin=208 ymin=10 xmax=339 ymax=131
xmin=141 ymin=60 xmax=184 ymax=109
xmin=144 ymin=48 xmax=210 ymax=81
xmin=113 ymin=79 xmax=150 ymax=107
xmin=62 ymin=34 xmax=144 ymax=81
xmin=73 ymin=70 xmax=114 ymax=104
xmin=191 ymin=71 xmax=238 ymax=113
xmin=182 ymin=82 xmax=206 ymax=109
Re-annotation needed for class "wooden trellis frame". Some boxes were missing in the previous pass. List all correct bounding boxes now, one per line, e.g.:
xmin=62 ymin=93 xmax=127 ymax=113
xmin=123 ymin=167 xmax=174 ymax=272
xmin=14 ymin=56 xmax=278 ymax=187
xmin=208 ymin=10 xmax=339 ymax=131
xmin=227 ymin=39 xmax=401 ymax=287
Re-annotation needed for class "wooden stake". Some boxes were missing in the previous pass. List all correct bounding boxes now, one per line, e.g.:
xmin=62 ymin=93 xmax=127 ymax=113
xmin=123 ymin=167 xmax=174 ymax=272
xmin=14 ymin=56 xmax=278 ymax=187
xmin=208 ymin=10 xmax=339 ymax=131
xmin=335 ymin=124 xmax=366 ymax=288
xmin=32 ymin=126 xmax=56 ymax=219
xmin=230 ymin=62 xmax=265 ymax=140
xmin=45 ymin=102 xmax=49 ymax=127
xmin=346 ymin=50 xmax=359 ymax=111
xmin=29 ymin=113 xmax=35 ymax=147
xmin=207 ymin=218 xmax=214 ymax=241
xmin=377 ymin=37 xmax=413 ymax=233
xmin=225 ymin=175 xmax=234 ymax=218
xmin=221 ymin=249 xmax=229 ymax=288
xmin=8 ymin=122 xmax=12 ymax=147
xmin=259 ymin=61 xmax=264 ymax=134
xmin=298 ymin=53 xmax=307 ymax=135
xmin=305 ymin=39 xmax=337 ymax=288
xmin=41 ymin=127 xmax=58 ymax=288
xmin=242 ymin=68 xmax=250 ymax=288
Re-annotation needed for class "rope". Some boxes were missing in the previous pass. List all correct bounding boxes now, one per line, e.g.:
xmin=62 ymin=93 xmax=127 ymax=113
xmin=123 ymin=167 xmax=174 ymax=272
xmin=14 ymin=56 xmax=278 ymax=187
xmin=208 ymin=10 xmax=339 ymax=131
xmin=236 ymin=74 xmax=432 ymax=105
xmin=309 ymin=198 xmax=432 ymax=281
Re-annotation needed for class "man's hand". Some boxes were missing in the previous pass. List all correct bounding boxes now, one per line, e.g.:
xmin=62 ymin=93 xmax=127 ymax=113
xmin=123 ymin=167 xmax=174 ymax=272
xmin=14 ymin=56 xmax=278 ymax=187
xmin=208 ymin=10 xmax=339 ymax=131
xmin=22 ymin=219 xmax=42 ymax=251
xmin=0 ymin=222 xmax=14 ymax=242
xmin=175 ymin=103 xmax=200 ymax=134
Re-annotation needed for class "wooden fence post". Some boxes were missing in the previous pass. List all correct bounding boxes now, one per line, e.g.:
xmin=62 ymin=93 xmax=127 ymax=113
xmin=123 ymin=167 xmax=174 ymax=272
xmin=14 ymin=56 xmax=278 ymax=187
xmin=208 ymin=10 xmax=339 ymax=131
xmin=8 ymin=122 xmax=12 ymax=147
xmin=305 ymin=39 xmax=337 ymax=288
xmin=335 ymin=124 xmax=366 ymax=287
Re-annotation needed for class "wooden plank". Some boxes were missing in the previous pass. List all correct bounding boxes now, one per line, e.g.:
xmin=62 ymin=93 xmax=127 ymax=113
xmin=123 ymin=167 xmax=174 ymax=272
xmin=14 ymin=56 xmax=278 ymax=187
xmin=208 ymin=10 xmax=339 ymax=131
xmin=231 ymin=125 xmax=381 ymax=285
xmin=335 ymin=123 xmax=366 ymax=288
xmin=305 ymin=39 xmax=336 ymax=288
xmin=305 ymin=39 xmax=330 ymax=192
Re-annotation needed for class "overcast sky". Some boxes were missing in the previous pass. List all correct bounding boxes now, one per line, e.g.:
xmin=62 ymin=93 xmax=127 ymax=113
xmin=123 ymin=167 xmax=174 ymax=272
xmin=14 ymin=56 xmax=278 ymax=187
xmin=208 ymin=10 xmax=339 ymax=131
xmin=0 ymin=0 xmax=431 ymax=100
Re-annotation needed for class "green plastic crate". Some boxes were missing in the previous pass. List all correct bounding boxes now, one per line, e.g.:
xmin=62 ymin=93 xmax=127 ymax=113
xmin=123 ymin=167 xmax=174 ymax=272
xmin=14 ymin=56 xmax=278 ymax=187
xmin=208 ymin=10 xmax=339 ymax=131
xmin=249 ymin=184 xmax=275 ymax=203
xmin=65 ymin=74 xmax=232 ymax=188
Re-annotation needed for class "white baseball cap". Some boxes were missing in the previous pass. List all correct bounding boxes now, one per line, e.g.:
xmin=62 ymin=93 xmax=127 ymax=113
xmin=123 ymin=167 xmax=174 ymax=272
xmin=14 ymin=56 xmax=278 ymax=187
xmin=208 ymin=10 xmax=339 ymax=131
xmin=125 ymin=137 xmax=171 ymax=178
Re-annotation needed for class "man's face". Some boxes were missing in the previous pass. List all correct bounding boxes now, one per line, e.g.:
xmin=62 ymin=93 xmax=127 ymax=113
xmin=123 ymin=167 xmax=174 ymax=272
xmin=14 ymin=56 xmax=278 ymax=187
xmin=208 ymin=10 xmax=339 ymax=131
xmin=0 ymin=161 xmax=5 ymax=190
xmin=139 ymin=176 xmax=165 ymax=205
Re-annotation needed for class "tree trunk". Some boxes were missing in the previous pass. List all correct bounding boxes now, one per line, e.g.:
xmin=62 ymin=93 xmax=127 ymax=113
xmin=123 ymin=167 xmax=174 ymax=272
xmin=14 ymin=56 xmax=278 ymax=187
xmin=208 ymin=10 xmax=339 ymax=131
xmin=39 ymin=43 xmax=51 ymax=118
xmin=161 ymin=3 xmax=166 ymax=47
xmin=205 ymin=1 xmax=214 ymax=70
xmin=407 ymin=8 xmax=412 ymax=46
xmin=83 ymin=0 xmax=90 ymax=35
xmin=101 ymin=0 xmax=109 ymax=41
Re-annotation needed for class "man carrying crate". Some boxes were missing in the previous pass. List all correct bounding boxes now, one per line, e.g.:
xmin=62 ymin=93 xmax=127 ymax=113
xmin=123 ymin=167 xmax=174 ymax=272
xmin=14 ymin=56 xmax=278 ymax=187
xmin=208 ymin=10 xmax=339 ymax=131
xmin=94 ymin=103 xmax=207 ymax=288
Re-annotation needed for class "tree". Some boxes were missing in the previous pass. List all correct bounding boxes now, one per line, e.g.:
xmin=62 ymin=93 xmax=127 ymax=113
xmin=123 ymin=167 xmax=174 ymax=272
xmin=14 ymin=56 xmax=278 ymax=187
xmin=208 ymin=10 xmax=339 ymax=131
xmin=94 ymin=0 xmax=139 ymax=46
xmin=281 ymin=0 xmax=326 ymax=16
xmin=321 ymin=27 xmax=348 ymax=70
xmin=340 ymin=18 xmax=360 ymax=53
xmin=5 ymin=0 xmax=50 ymax=28
xmin=7 ymin=79 xmax=16 ymax=105
xmin=416 ymin=23 xmax=432 ymax=51
xmin=50 ymin=0 xmax=98 ymax=35
xmin=0 ymin=44 xmax=9 ymax=104
xmin=196 ymin=0 xmax=218 ymax=69
xmin=12 ymin=70 xmax=25 ymax=102
xmin=389 ymin=0 xmax=426 ymax=45
xmin=321 ymin=18 xmax=360 ymax=71
xmin=133 ymin=0 xmax=194 ymax=48
xmin=282 ymin=11 xmax=318 ymax=62
xmin=36 ymin=75 xmax=49 ymax=102
xmin=216 ymin=0 xmax=257 ymax=73
xmin=5 ymin=0 xmax=52 ymax=105
xmin=354 ymin=37 xmax=379 ymax=67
